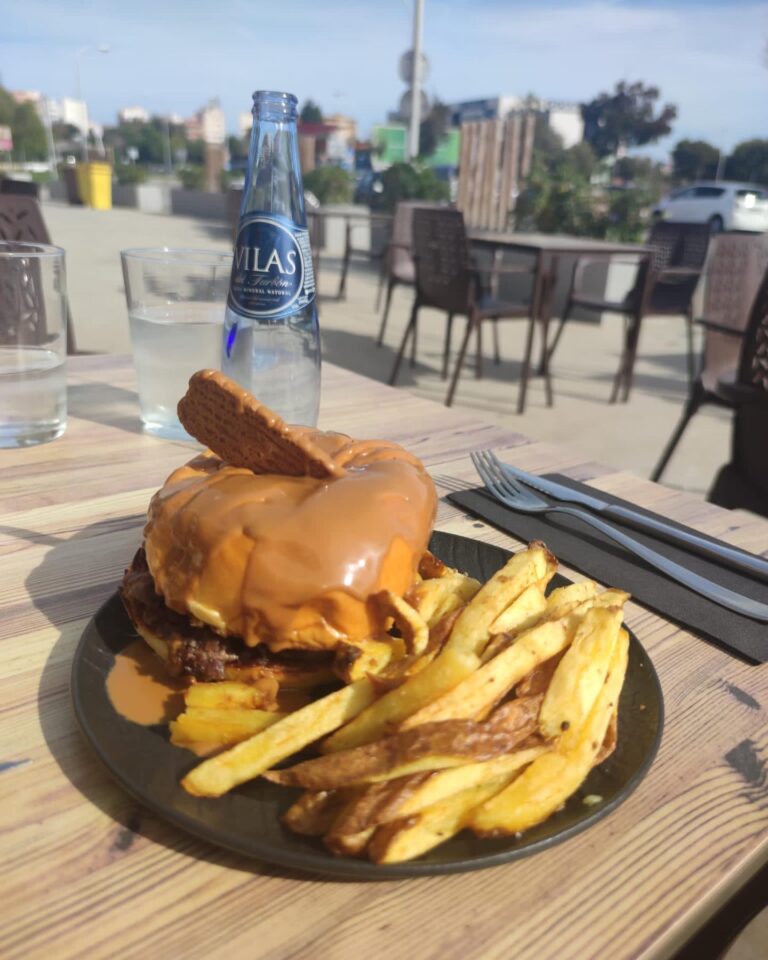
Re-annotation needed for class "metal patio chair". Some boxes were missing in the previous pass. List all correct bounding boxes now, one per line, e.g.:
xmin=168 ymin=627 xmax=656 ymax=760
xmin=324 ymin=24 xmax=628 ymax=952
xmin=547 ymin=221 xmax=711 ymax=403
xmin=652 ymin=232 xmax=768 ymax=481
xmin=389 ymin=207 xmax=549 ymax=414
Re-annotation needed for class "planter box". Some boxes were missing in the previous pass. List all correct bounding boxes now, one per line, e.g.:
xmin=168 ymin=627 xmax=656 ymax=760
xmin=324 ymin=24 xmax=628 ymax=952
xmin=170 ymin=189 xmax=227 ymax=220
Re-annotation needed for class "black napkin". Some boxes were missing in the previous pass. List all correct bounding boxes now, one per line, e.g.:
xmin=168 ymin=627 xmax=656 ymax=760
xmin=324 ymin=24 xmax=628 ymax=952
xmin=449 ymin=475 xmax=768 ymax=664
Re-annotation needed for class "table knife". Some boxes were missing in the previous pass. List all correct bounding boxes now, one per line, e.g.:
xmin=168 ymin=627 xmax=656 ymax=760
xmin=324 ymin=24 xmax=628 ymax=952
xmin=500 ymin=463 xmax=768 ymax=583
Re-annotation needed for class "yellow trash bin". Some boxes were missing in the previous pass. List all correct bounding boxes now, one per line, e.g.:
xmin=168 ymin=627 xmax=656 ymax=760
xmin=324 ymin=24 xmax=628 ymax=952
xmin=76 ymin=163 xmax=112 ymax=210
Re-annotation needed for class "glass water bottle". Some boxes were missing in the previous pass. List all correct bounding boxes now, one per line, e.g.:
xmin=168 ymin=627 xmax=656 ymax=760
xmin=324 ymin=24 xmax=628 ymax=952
xmin=223 ymin=90 xmax=320 ymax=425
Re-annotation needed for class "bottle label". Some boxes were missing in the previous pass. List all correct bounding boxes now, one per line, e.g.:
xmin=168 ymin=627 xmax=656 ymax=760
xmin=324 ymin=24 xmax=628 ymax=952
xmin=227 ymin=213 xmax=316 ymax=320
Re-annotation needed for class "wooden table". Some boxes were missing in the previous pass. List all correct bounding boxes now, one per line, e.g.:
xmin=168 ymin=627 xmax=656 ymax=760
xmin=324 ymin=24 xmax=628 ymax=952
xmin=3 ymin=355 xmax=767 ymax=960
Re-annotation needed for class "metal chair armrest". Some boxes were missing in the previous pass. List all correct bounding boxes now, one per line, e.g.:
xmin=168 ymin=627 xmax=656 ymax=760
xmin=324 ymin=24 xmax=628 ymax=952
xmin=716 ymin=379 xmax=768 ymax=406
xmin=657 ymin=266 xmax=702 ymax=280
xmin=694 ymin=318 xmax=746 ymax=338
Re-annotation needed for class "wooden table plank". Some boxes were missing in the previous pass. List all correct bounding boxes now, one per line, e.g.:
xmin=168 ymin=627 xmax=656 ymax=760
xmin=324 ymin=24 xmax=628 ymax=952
xmin=2 ymin=355 xmax=767 ymax=960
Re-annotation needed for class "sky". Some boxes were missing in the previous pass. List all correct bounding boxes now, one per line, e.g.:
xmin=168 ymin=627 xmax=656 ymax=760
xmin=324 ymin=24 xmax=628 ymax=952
xmin=1 ymin=0 xmax=767 ymax=157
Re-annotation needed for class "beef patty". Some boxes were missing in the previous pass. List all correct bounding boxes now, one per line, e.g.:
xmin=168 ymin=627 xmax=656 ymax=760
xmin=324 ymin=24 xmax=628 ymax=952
xmin=120 ymin=549 xmax=334 ymax=682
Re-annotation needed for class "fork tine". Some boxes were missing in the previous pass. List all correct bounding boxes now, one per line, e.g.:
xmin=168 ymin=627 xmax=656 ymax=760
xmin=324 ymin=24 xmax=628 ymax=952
xmin=473 ymin=450 xmax=546 ymax=508
xmin=471 ymin=450 xmax=508 ymax=503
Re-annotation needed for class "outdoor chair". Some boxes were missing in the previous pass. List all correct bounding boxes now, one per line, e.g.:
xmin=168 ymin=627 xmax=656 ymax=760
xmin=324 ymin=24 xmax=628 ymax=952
xmin=375 ymin=201 xmax=443 ymax=346
xmin=651 ymin=232 xmax=768 ymax=482
xmin=336 ymin=212 xmax=391 ymax=301
xmin=0 ymin=194 xmax=78 ymax=354
xmin=546 ymin=221 xmax=711 ymax=403
xmin=706 ymin=265 xmax=768 ymax=518
xmin=389 ymin=207 xmax=549 ymax=414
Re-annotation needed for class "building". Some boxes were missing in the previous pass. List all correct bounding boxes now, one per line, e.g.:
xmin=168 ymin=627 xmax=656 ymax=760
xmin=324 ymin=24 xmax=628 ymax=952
xmin=448 ymin=96 xmax=584 ymax=148
xmin=118 ymin=106 xmax=150 ymax=124
xmin=371 ymin=123 xmax=460 ymax=168
xmin=238 ymin=112 xmax=253 ymax=138
xmin=11 ymin=90 xmax=42 ymax=106
xmin=57 ymin=98 xmax=89 ymax=134
xmin=184 ymin=99 xmax=226 ymax=144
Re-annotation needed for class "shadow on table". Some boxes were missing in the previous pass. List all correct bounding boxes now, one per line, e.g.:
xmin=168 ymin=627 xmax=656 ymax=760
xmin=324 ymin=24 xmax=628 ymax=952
xmin=68 ymin=381 xmax=146 ymax=435
xmin=13 ymin=519 xmax=360 ymax=885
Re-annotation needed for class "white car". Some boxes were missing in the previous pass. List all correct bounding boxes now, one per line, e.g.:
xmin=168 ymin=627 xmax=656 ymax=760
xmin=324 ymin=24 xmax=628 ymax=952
xmin=652 ymin=181 xmax=768 ymax=233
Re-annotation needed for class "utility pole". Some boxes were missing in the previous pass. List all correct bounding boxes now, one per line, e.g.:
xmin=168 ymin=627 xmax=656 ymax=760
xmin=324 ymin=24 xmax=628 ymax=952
xmin=163 ymin=116 xmax=173 ymax=174
xmin=42 ymin=96 xmax=58 ymax=179
xmin=407 ymin=0 xmax=424 ymax=161
xmin=74 ymin=45 xmax=110 ymax=163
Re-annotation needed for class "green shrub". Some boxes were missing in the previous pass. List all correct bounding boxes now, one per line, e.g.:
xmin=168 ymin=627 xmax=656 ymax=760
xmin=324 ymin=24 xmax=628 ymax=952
xmin=178 ymin=166 xmax=205 ymax=191
xmin=303 ymin=166 xmax=353 ymax=204
xmin=114 ymin=163 xmax=148 ymax=186
xmin=372 ymin=162 xmax=450 ymax=212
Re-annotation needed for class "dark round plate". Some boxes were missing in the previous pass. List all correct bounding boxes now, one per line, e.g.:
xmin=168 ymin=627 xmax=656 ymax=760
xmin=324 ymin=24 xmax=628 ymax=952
xmin=71 ymin=531 xmax=663 ymax=879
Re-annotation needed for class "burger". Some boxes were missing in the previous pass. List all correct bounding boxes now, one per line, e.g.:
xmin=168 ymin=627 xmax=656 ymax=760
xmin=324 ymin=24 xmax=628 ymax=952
xmin=120 ymin=402 xmax=437 ymax=684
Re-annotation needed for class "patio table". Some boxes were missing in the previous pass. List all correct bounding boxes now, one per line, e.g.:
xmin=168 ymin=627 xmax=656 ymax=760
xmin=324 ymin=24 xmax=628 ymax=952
xmin=307 ymin=208 xmax=393 ymax=300
xmin=468 ymin=230 xmax=652 ymax=384
xmin=3 ymin=354 xmax=767 ymax=960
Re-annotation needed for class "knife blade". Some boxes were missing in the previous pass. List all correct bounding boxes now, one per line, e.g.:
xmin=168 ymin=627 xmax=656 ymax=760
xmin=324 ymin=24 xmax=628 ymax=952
xmin=500 ymin=463 xmax=768 ymax=583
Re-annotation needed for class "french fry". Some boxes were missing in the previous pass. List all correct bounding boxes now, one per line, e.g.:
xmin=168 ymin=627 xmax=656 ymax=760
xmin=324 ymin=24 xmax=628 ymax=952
xmin=542 ymin=581 xmax=598 ymax=621
xmin=444 ymin=543 xmax=555 ymax=657
xmin=407 ymin=573 xmax=481 ymax=627
xmin=399 ymin=619 xmax=567 ymax=729
xmin=282 ymin=790 xmax=348 ymax=837
xmin=487 ymin=583 xmax=548 ymax=639
xmin=470 ymin=627 xmax=629 ymax=836
xmin=538 ymin=606 xmax=622 ymax=740
xmin=267 ymin=718 xmax=528 ymax=790
xmin=184 ymin=679 xmax=280 ymax=712
xmin=374 ymin=591 xmax=429 ymax=656
xmin=226 ymin=661 xmax=337 ymax=689
xmin=593 ymin=588 xmax=630 ymax=609
xmin=514 ymin=651 xmax=566 ymax=697
xmin=334 ymin=638 xmax=397 ymax=683
xmin=336 ymin=744 xmax=549 ymax=837
xmin=321 ymin=647 xmax=479 ymax=754
xmin=182 ymin=678 xmax=377 ymax=797
xmin=418 ymin=550 xmax=453 ymax=579
xmin=325 ymin=826 xmax=376 ymax=858
xmin=170 ymin=707 xmax=285 ymax=748
xmin=368 ymin=777 xmax=515 ymax=864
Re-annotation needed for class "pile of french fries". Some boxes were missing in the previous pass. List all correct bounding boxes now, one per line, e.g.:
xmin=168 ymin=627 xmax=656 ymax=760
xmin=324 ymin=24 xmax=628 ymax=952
xmin=174 ymin=541 xmax=631 ymax=864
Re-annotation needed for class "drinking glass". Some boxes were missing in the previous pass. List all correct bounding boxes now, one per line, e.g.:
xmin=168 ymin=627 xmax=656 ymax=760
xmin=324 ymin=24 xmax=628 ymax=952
xmin=0 ymin=241 xmax=68 ymax=447
xmin=121 ymin=248 xmax=232 ymax=440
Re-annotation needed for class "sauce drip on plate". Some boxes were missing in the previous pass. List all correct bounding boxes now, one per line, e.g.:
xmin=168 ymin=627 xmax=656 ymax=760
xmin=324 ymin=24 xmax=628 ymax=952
xmin=107 ymin=639 xmax=185 ymax=725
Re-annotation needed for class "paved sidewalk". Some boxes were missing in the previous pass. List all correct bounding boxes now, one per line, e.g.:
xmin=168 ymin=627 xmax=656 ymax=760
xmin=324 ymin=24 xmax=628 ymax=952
xmin=46 ymin=201 xmax=730 ymax=497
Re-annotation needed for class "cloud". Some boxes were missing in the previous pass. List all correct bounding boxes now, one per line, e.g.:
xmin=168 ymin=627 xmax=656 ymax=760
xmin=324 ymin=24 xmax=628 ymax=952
xmin=1 ymin=0 xmax=766 ymax=154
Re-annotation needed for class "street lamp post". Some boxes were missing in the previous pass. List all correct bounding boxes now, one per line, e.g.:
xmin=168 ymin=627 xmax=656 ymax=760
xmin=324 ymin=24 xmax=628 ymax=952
xmin=407 ymin=0 xmax=425 ymax=162
xmin=74 ymin=44 xmax=110 ymax=163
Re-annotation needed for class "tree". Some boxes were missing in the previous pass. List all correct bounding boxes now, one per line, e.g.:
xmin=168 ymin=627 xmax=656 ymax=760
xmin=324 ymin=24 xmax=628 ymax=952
xmin=672 ymin=139 xmax=719 ymax=181
xmin=303 ymin=166 xmax=353 ymax=204
xmin=581 ymin=81 xmax=677 ymax=158
xmin=300 ymin=100 xmax=323 ymax=124
xmin=227 ymin=134 xmax=249 ymax=163
xmin=725 ymin=139 xmax=768 ymax=186
xmin=0 ymin=87 xmax=48 ymax=161
xmin=418 ymin=99 xmax=450 ymax=159
xmin=532 ymin=113 xmax=564 ymax=158
xmin=0 ymin=86 xmax=16 ymax=127
xmin=371 ymin=162 xmax=450 ymax=212
xmin=10 ymin=102 xmax=47 ymax=161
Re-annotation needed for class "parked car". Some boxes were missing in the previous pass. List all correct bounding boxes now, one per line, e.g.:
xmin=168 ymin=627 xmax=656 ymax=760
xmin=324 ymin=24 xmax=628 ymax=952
xmin=652 ymin=181 xmax=768 ymax=233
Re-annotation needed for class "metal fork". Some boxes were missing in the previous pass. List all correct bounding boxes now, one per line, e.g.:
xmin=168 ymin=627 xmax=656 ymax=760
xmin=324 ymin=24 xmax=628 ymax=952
xmin=471 ymin=450 xmax=768 ymax=623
